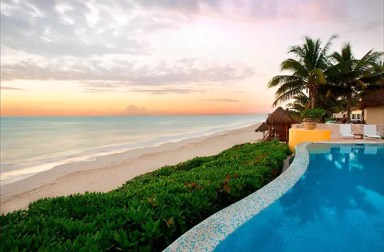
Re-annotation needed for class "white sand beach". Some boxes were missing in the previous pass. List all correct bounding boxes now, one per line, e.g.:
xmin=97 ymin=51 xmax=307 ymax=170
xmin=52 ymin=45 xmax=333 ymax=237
xmin=1 ymin=123 xmax=263 ymax=214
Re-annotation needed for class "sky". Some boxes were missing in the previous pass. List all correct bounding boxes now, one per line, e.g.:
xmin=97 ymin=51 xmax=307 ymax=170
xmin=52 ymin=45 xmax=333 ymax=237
xmin=1 ymin=0 xmax=383 ymax=116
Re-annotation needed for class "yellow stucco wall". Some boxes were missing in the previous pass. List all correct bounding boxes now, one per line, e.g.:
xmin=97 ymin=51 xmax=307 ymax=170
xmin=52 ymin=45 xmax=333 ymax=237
xmin=365 ymin=106 xmax=384 ymax=124
xmin=288 ymin=128 xmax=331 ymax=152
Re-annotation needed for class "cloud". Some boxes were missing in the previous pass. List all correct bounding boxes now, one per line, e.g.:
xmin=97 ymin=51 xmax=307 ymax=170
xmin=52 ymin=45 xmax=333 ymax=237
xmin=0 ymin=0 xmax=188 ymax=57
xmin=130 ymin=88 xmax=197 ymax=95
xmin=148 ymin=0 xmax=383 ymax=29
xmin=84 ymin=88 xmax=115 ymax=93
xmin=1 ymin=0 xmax=381 ymax=61
xmin=83 ymin=85 xmax=197 ymax=94
xmin=200 ymin=98 xmax=239 ymax=102
xmin=139 ymin=0 xmax=200 ymax=12
xmin=1 ymin=0 xmax=380 ymax=96
xmin=138 ymin=0 xmax=222 ymax=13
xmin=2 ymin=57 xmax=256 ymax=87
xmin=0 ymin=86 xmax=24 ymax=91
xmin=124 ymin=105 xmax=148 ymax=115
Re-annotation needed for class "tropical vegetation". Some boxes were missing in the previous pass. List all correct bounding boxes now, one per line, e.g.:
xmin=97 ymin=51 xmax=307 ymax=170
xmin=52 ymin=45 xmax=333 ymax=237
xmin=300 ymin=108 xmax=326 ymax=122
xmin=268 ymin=35 xmax=384 ymax=122
xmin=268 ymin=35 xmax=336 ymax=109
xmin=0 ymin=141 xmax=289 ymax=251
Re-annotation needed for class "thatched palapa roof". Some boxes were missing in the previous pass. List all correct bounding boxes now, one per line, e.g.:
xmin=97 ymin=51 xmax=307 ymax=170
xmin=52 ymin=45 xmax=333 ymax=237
xmin=360 ymin=89 xmax=384 ymax=109
xmin=255 ymin=122 xmax=268 ymax=132
xmin=266 ymin=107 xmax=297 ymax=125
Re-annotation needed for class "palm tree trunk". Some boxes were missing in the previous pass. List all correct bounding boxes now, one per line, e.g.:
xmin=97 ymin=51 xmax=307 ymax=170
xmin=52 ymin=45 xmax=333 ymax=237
xmin=346 ymin=94 xmax=351 ymax=124
xmin=311 ymin=97 xmax=315 ymax=109
xmin=309 ymin=85 xmax=317 ymax=109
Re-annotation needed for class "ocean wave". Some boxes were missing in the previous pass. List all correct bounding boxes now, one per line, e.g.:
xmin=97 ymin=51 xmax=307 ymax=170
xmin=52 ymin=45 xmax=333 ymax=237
xmin=1 ymin=115 xmax=266 ymax=185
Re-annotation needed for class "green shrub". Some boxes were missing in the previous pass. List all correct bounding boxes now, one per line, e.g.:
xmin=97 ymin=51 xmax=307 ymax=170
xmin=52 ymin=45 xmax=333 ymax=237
xmin=300 ymin=108 xmax=326 ymax=121
xmin=0 ymin=141 xmax=289 ymax=251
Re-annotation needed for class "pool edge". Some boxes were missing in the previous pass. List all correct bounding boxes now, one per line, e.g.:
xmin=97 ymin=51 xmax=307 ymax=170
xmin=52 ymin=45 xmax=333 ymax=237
xmin=164 ymin=142 xmax=310 ymax=252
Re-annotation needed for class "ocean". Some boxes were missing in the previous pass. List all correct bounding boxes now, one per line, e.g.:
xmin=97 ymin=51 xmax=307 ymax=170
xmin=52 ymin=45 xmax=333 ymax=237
xmin=0 ymin=115 xmax=266 ymax=185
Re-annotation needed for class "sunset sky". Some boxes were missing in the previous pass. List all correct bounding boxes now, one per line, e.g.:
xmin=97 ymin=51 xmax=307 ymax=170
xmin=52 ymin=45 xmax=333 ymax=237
xmin=1 ymin=0 xmax=383 ymax=116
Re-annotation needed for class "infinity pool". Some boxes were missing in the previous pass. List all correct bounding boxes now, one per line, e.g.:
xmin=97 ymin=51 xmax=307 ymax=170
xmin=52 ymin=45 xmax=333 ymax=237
xmin=215 ymin=143 xmax=384 ymax=251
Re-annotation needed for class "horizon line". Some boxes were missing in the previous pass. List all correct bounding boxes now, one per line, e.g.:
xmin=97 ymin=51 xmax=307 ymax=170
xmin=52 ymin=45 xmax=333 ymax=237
xmin=0 ymin=113 xmax=269 ymax=117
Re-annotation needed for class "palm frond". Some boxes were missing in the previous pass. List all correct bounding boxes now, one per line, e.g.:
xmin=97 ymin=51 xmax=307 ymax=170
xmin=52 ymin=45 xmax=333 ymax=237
xmin=280 ymin=58 xmax=308 ymax=76
xmin=272 ymin=87 xmax=303 ymax=106
xmin=356 ymin=50 xmax=383 ymax=70
xmin=275 ymin=80 xmax=304 ymax=96
xmin=267 ymin=75 xmax=302 ymax=88
xmin=317 ymin=34 xmax=338 ymax=68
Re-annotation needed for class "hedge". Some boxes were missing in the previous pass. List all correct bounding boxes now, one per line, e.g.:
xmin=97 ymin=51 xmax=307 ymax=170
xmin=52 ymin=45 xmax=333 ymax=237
xmin=0 ymin=141 xmax=289 ymax=251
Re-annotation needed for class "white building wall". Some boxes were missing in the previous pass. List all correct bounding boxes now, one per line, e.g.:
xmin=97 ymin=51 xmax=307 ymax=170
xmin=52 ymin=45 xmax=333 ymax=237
xmin=365 ymin=106 xmax=384 ymax=124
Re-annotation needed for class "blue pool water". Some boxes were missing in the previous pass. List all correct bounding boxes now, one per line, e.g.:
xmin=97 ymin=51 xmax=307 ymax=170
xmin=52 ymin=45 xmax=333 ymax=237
xmin=215 ymin=143 xmax=384 ymax=252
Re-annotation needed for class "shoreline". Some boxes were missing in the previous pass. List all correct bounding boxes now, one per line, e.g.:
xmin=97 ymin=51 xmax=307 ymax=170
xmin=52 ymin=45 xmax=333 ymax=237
xmin=1 ymin=117 xmax=261 ymax=185
xmin=1 ymin=123 xmax=263 ymax=214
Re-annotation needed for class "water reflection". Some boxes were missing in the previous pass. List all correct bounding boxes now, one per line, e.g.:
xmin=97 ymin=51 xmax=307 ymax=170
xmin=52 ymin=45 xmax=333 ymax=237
xmin=215 ymin=144 xmax=384 ymax=252
xmin=281 ymin=144 xmax=383 ymax=224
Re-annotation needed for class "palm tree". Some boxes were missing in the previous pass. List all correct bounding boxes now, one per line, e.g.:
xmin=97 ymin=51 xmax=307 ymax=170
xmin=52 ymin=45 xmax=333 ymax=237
xmin=268 ymin=35 xmax=337 ymax=109
xmin=326 ymin=43 xmax=382 ymax=123
xmin=286 ymin=91 xmax=309 ymax=114
xmin=358 ymin=60 xmax=384 ymax=123
xmin=287 ymin=89 xmax=342 ymax=121
xmin=359 ymin=60 xmax=384 ymax=86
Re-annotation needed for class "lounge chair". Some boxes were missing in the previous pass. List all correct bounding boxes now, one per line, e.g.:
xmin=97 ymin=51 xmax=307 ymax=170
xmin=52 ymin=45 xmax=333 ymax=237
xmin=363 ymin=125 xmax=381 ymax=139
xmin=340 ymin=124 xmax=354 ymax=138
